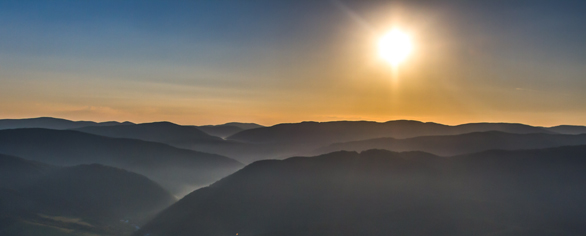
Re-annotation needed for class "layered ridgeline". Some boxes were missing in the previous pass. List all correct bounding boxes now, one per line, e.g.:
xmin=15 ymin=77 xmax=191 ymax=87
xmin=73 ymin=120 xmax=586 ymax=164
xmin=315 ymin=131 xmax=586 ymax=156
xmin=75 ymin=121 xmax=263 ymax=143
xmin=228 ymin=120 xmax=556 ymax=144
xmin=223 ymin=120 xmax=586 ymax=162
xmin=72 ymin=122 xmax=271 ymax=164
xmin=548 ymin=125 xmax=586 ymax=135
xmin=137 ymin=146 xmax=586 ymax=236
xmin=73 ymin=122 xmax=260 ymax=165
xmin=0 ymin=154 xmax=175 ymax=236
xmin=197 ymin=122 xmax=264 ymax=138
xmin=0 ymin=129 xmax=243 ymax=197
xmin=74 ymin=122 xmax=225 ymax=146
xmin=0 ymin=117 xmax=133 ymax=130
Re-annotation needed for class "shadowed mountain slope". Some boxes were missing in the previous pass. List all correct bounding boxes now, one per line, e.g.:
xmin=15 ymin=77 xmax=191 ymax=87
xmin=137 ymin=146 xmax=586 ymax=236
xmin=316 ymin=131 xmax=586 ymax=156
xmin=0 ymin=153 xmax=54 ymax=188
xmin=0 ymin=117 xmax=133 ymax=130
xmin=0 ymin=129 xmax=243 ymax=197
xmin=20 ymin=164 xmax=176 ymax=222
xmin=0 ymin=154 xmax=176 ymax=235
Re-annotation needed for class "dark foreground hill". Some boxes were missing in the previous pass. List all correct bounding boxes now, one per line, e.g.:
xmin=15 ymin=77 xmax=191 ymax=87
xmin=0 ymin=117 xmax=133 ymax=130
xmin=137 ymin=146 xmax=586 ymax=236
xmin=0 ymin=154 xmax=175 ymax=236
xmin=0 ymin=129 xmax=243 ymax=197
xmin=0 ymin=153 xmax=53 ymax=188
xmin=316 ymin=131 xmax=586 ymax=156
xmin=20 ymin=164 xmax=175 ymax=222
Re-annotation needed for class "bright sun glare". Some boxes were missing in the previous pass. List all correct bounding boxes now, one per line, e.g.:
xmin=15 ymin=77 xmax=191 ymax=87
xmin=379 ymin=30 xmax=412 ymax=66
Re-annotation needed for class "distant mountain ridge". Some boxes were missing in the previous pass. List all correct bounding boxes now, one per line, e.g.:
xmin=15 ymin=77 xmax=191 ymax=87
xmin=75 ymin=121 xmax=223 ymax=144
xmin=197 ymin=122 xmax=264 ymax=138
xmin=547 ymin=125 xmax=586 ymax=135
xmin=315 ymin=131 xmax=586 ymax=156
xmin=73 ymin=119 xmax=584 ymax=164
xmin=0 ymin=117 xmax=133 ymax=130
xmin=137 ymin=145 xmax=586 ymax=236
xmin=4 ymin=117 xmax=586 ymax=164
xmin=221 ymin=120 xmax=566 ymax=162
xmin=223 ymin=122 xmax=264 ymax=130
xmin=227 ymin=120 xmax=556 ymax=145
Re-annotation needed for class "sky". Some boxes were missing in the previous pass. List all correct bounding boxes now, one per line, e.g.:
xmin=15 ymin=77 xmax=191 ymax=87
xmin=1 ymin=0 xmax=585 ymax=126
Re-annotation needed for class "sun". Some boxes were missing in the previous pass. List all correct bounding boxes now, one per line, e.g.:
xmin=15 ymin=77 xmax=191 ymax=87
xmin=378 ymin=29 xmax=412 ymax=66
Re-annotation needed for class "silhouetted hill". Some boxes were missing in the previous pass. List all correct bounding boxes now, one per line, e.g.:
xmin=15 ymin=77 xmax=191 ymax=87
xmin=547 ymin=125 xmax=586 ymax=135
xmin=74 ymin=122 xmax=273 ymax=164
xmin=197 ymin=125 xmax=244 ymax=138
xmin=452 ymin=122 xmax=553 ymax=135
xmin=228 ymin=121 xmax=552 ymax=144
xmin=197 ymin=122 xmax=263 ymax=138
xmin=137 ymin=146 xmax=586 ymax=236
xmin=21 ymin=164 xmax=176 ymax=223
xmin=225 ymin=122 xmax=264 ymax=129
xmin=0 ymin=129 xmax=243 ymax=196
xmin=0 ymin=117 xmax=133 ymax=130
xmin=316 ymin=131 xmax=586 ymax=156
xmin=74 ymin=121 xmax=223 ymax=145
xmin=0 ymin=153 xmax=54 ymax=188
xmin=0 ymin=156 xmax=176 ymax=235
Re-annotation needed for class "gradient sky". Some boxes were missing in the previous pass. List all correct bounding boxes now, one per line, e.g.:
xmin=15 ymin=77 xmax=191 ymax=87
xmin=1 ymin=0 xmax=585 ymax=126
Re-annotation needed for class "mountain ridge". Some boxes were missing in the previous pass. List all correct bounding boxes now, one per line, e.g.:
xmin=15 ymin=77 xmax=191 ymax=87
xmin=0 ymin=117 xmax=133 ymax=130
xmin=315 ymin=131 xmax=586 ymax=156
